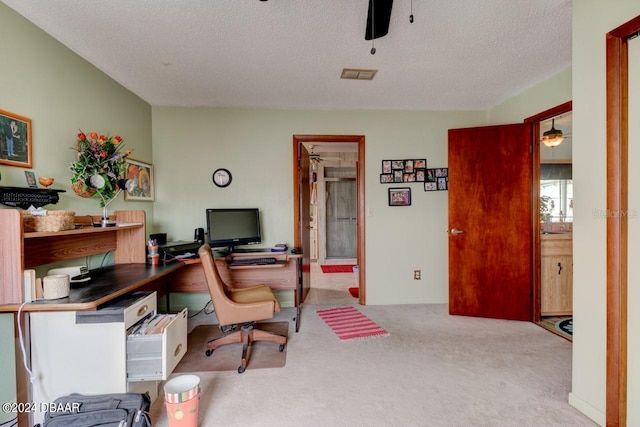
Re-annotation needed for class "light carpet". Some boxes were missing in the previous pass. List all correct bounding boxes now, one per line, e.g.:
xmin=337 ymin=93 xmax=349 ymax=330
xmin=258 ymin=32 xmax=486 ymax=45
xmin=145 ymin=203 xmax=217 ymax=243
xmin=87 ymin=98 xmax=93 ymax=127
xmin=317 ymin=306 xmax=388 ymax=340
xmin=150 ymin=304 xmax=596 ymax=427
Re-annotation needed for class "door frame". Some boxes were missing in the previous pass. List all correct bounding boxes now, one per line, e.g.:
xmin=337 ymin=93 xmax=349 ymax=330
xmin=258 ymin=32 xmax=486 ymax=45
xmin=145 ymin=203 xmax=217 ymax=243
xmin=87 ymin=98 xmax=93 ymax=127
xmin=292 ymin=135 xmax=366 ymax=304
xmin=524 ymin=101 xmax=572 ymax=323
xmin=605 ymin=15 xmax=640 ymax=427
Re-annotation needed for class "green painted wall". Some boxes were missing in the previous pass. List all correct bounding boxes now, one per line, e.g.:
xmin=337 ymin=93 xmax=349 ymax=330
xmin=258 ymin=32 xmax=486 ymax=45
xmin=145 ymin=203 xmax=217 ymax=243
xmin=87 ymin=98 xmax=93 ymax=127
xmin=0 ymin=3 xmax=152 ymax=419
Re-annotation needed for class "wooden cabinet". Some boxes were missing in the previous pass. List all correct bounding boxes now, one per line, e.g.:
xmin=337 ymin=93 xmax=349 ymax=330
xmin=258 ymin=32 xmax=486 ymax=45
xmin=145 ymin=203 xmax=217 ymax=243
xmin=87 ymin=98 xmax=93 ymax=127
xmin=540 ymin=234 xmax=573 ymax=315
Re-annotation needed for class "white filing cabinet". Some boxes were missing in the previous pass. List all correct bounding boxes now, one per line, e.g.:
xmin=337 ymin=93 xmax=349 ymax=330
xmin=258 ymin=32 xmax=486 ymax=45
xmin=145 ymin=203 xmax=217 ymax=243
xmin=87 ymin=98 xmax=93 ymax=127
xmin=29 ymin=291 xmax=187 ymax=424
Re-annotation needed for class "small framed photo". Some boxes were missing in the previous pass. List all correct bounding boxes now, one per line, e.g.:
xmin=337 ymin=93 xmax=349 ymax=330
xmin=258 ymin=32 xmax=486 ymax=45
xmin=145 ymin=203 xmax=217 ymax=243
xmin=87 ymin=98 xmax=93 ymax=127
xmin=0 ymin=109 xmax=32 ymax=168
xmin=403 ymin=173 xmax=416 ymax=182
xmin=393 ymin=170 xmax=404 ymax=182
xmin=414 ymin=159 xmax=427 ymax=169
xmin=124 ymin=159 xmax=155 ymax=201
xmin=24 ymin=171 xmax=37 ymax=188
xmin=437 ymin=177 xmax=448 ymax=190
xmin=435 ymin=168 xmax=448 ymax=177
xmin=391 ymin=160 xmax=404 ymax=170
xmin=415 ymin=169 xmax=426 ymax=182
xmin=404 ymin=160 xmax=414 ymax=173
xmin=424 ymin=182 xmax=437 ymax=191
xmin=382 ymin=160 xmax=392 ymax=173
xmin=425 ymin=169 xmax=436 ymax=182
xmin=380 ymin=173 xmax=393 ymax=183
xmin=389 ymin=187 xmax=411 ymax=206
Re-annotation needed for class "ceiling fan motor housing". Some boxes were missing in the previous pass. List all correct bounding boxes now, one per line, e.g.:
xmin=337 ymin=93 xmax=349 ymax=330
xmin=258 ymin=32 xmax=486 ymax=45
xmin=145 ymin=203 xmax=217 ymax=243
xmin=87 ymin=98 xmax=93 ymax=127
xmin=365 ymin=0 xmax=394 ymax=40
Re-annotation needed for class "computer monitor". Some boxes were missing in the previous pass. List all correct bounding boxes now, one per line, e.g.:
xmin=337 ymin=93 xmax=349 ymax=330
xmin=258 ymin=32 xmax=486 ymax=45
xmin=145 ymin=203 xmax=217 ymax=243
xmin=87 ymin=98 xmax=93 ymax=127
xmin=206 ymin=208 xmax=262 ymax=252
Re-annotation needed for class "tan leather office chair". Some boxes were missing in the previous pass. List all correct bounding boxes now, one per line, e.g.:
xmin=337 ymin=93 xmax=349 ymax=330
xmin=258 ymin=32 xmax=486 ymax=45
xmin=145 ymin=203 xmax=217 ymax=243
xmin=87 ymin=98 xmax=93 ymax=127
xmin=198 ymin=244 xmax=286 ymax=373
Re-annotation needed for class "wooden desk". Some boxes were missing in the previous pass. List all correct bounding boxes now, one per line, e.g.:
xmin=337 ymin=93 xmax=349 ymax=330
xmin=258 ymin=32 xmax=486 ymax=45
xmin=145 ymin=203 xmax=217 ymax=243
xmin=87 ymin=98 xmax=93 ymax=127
xmin=0 ymin=209 xmax=154 ymax=427
xmin=169 ymin=251 xmax=303 ymax=331
xmin=0 ymin=263 xmax=182 ymax=313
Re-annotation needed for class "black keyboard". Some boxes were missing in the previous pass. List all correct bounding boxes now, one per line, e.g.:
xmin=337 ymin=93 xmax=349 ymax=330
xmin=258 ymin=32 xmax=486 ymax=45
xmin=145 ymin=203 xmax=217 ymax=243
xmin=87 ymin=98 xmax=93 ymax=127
xmin=228 ymin=257 xmax=277 ymax=266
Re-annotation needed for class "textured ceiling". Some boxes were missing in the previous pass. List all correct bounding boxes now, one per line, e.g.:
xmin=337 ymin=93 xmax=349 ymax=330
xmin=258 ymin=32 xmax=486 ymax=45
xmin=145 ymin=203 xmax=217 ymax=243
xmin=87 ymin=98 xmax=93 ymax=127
xmin=2 ymin=0 xmax=572 ymax=111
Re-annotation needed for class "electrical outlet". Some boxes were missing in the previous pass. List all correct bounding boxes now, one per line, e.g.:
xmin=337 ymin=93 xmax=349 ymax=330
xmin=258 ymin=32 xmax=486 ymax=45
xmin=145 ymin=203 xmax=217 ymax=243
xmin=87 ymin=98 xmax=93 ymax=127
xmin=413 ymin=270 xmax=421 ymax=280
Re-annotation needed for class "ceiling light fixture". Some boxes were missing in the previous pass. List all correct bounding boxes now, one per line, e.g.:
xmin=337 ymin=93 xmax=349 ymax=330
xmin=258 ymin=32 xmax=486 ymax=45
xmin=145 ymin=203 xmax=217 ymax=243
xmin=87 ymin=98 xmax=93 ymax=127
xmin=541 ymin=118 xmax=565 ymax=148
xmin=341 ymin=68 xmax=378 ymax=80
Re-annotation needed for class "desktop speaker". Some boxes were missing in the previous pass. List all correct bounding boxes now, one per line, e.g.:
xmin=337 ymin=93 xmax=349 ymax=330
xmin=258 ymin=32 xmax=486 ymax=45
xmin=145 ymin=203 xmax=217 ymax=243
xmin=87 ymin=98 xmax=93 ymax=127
xmin=194 ymin=228 xmax=205 ymax=245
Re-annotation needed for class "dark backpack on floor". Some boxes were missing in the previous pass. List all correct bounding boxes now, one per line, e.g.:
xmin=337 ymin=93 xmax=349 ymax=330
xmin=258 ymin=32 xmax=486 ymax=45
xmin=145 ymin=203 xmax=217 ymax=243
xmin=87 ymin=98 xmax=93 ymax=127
xmin=42 ymin=392 xmax=151 ymax=427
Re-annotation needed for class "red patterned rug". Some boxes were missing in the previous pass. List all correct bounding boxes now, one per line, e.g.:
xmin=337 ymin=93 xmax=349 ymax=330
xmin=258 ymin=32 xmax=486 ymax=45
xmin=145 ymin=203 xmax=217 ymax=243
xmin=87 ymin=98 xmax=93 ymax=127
xmin=317 ymin=306 xmax=388 ymax=341
xmin=320 ymin=264 xmax=355 ymax=273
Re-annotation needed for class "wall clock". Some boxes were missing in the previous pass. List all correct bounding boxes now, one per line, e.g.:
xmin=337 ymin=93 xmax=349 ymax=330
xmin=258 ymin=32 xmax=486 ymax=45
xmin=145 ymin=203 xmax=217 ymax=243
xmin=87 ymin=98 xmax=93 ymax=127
xmin=212 ymin=168 xmax=232 ymax=188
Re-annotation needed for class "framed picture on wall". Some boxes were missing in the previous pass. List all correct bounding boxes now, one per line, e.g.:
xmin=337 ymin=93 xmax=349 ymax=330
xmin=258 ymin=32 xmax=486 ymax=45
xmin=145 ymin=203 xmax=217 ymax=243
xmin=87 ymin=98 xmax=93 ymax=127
xmin=404 ymin=160 xmax=414 ymax=173
xmin=380 ymin=173 xmax=393 ymax=183
xmin=388 ymin=187 xmax=411 ymax=206
xmin=382 ymin=160 xmax=392 ymax=173
xmin=0 ymin=109 xmax=32 ymax=168
xmin=391 ymin=160 xmax=404 ymax=170
xmin=124 ymin=159 xmax=155 ymax=201
xmin=424 ymin=182 xmax=437 ymax=191
xmin=437 ymin=177 xmax=448 ymax=190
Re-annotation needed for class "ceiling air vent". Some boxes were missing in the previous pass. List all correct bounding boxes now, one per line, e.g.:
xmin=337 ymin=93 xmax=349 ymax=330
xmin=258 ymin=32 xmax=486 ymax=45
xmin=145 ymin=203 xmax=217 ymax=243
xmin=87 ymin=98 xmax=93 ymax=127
xmin=341 ymin=68 xmax=377 ymax=80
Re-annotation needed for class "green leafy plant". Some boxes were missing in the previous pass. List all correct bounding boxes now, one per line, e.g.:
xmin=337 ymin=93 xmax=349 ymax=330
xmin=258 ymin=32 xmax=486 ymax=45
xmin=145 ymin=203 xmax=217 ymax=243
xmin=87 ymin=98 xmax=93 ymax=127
xmin=540 ymin=195 xmax=554 ymax=223
xmin=69 ymin=131 xmax=132 ymax=206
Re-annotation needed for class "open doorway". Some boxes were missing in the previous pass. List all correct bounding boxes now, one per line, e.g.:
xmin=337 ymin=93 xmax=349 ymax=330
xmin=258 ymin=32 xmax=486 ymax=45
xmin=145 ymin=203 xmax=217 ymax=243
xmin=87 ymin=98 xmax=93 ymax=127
xmin=292 ymin=135 xmax=366 ymax=306
xmin=524 ymin=102 xmax=573 ymax=339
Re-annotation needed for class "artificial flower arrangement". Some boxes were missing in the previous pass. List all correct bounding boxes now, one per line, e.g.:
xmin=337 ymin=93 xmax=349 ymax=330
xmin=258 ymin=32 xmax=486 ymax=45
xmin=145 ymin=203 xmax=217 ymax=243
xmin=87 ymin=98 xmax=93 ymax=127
xmin=69 ymin=131 xmax=133 ymax=206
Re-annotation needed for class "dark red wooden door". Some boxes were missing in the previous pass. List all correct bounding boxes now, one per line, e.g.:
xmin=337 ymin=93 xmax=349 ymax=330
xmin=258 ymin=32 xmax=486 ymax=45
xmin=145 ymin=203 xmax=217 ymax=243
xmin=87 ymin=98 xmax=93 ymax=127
xmin=298 ymin=143 xmax=311 ymax=302
xmin=448 ymin=124 xmax=533 ymax=320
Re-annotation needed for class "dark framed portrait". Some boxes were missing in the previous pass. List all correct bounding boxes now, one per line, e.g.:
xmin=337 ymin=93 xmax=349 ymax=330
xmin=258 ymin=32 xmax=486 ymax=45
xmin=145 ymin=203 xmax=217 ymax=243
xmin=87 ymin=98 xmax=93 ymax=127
xmin=0 ymin=109 xmax=32 ymax=168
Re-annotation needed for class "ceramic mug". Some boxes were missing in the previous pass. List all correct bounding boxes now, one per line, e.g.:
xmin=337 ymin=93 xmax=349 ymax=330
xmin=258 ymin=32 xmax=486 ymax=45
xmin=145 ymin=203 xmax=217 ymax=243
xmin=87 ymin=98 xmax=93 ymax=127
xmin=42 ymin=274 xmax=70 ymax=300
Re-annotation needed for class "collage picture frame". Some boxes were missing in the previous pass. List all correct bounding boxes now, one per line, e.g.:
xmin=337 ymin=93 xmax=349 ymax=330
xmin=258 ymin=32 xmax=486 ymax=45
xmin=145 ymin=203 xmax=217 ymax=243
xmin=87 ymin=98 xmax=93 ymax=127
xmin=380 ymin=158 xmax=427 ymax=184
xmin=423 ymin=168 xmax=449 ymax=191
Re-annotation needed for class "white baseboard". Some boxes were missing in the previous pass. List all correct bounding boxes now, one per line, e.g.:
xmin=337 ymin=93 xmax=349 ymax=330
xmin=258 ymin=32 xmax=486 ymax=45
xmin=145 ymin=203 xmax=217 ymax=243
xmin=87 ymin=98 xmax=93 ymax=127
xmin=568 ymin=392 xmax=605 ymax=426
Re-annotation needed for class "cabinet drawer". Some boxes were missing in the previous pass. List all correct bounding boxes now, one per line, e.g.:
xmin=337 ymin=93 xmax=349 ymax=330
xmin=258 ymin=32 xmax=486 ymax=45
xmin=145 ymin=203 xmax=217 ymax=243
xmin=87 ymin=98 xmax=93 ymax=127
xmin=127 ymin=308 xmax=188 ymax=382
xmin=124 ymin=292 xmax=157 ymax=329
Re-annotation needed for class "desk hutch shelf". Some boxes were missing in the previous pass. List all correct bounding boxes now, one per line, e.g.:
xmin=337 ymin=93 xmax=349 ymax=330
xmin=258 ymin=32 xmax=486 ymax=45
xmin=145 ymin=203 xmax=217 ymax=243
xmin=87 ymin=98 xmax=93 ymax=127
xmin=0 ymin=209 xmax=146 ymax=306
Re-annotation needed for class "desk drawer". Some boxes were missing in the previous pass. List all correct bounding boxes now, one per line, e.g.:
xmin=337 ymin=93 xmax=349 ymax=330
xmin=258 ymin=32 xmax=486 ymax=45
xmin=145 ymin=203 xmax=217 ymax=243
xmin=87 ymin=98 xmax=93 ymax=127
xmin=124 ymin=292 xmax=157 ymax=329
xmin=126 ymin=308 xmax=188 ymax=382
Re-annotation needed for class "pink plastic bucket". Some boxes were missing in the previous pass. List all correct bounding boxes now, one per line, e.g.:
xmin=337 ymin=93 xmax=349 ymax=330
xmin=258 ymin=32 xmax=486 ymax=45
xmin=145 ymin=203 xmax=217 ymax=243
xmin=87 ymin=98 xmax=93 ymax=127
xmin=164 ymin=375 xmax=200 ymax=427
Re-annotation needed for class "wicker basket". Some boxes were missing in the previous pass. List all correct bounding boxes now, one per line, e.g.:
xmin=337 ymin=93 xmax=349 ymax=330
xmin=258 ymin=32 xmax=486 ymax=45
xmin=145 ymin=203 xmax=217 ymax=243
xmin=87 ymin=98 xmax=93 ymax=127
xmin=72 ymin=180 xmax=96 ymax=198
xmin=23 ymin=210 xmax=76 ymax=232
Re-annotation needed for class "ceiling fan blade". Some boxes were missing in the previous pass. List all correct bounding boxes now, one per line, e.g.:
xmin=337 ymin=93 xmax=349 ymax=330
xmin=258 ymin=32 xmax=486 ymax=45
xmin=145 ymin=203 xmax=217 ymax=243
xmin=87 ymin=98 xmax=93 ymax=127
xmin=365 ymin=0 xmax=394 ymax=40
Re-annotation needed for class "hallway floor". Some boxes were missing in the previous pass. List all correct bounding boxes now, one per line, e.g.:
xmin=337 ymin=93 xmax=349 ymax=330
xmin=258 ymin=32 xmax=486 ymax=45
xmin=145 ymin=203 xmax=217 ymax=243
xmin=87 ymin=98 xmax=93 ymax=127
xmin=304 ymin=261 xmax=358 ymax=305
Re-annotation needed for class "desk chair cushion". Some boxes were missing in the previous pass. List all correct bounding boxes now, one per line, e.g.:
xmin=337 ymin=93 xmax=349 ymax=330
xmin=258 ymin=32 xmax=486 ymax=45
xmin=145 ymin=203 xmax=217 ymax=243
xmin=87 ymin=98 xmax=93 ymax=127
xmin=228 ymin=286 xmax=281 ymax=311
